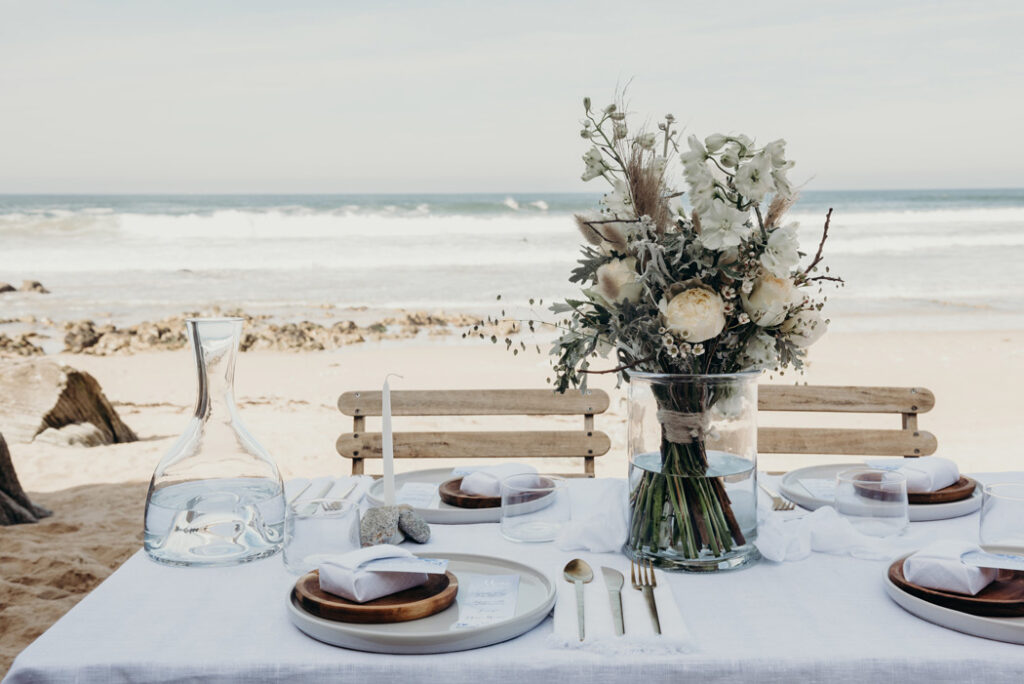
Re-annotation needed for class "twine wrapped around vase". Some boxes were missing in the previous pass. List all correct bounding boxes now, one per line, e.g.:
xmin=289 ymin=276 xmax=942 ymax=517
xmin=656 ymin=409 xmax=710 ymax=444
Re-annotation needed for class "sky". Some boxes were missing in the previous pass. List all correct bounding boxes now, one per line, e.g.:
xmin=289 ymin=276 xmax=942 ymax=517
xmin=1 ymin=0 xmax=1022 ymax=193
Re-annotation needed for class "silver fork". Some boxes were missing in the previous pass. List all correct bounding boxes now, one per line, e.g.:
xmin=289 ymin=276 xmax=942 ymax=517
xmin=758 ymin=482 xmax=795 ymax=511
xmin=630 ymin=559 xmax=661 ymax=635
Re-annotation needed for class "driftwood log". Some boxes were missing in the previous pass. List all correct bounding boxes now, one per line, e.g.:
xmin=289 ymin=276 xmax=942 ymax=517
xmin=0 ymin=432 xmax=52 ymax=524
xmin=0 ymin=359 xmax=137 ymax=445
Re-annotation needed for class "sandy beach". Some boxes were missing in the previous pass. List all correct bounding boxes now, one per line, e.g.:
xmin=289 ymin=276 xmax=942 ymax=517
xmin=2 ymin=328 xmax=1023 ymax=672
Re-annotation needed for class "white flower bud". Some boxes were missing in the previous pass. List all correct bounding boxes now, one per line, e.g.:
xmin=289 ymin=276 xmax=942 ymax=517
xmin=704 ymin=134 xmax=728 ymax=153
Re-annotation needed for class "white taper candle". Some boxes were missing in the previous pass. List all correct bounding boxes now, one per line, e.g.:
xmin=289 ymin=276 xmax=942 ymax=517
xmin=381 ymin=376 xmax=396 ymax=506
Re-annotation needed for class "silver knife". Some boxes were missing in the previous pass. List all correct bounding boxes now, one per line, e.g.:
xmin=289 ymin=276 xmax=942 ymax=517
xmin=601 ymin=566 xmax=625 ymax=636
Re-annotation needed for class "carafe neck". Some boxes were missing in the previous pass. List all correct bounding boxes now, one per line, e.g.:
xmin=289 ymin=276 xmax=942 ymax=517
xmin=188 ymin=318 xmax=243 ymax=419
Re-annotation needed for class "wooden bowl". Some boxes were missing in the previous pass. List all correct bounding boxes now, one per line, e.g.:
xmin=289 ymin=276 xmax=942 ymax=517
xmin=908 ymin=476 xmax=976 ymax=505
xmin=889 ymin=556 xmax=1024 ymax=617
xmin=293 ymin=569 xmax=458 ymax=623
xmin=438 ymin=477 xmax=501 ymax=509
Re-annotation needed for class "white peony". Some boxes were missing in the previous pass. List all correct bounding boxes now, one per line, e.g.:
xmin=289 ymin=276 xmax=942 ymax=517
xmin=741 ymin=274 xmax=797 ymax=327
xmin=760 ymin=223 xmax=801 ymax=277
xmin=581 ymin=147 xmax=608 ymax=182
xmin=781 ymin=309 xmax=827 ymax=347
xmin=699 ymin=200 xmax=752 ymax=251
xmin=659 ymin=288 xmax=726 ymax=342
xmin=738 ymin=330 xmax=778 ymax=370
xmin=595 ymin=257 xmax=642 ymax=305
xmin=734 ymin=152 xmax=775 ymax=202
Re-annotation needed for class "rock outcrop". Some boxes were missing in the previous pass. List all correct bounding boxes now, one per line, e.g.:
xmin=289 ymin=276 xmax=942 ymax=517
xmin=0 ymin=359 xmax=137 ymax=445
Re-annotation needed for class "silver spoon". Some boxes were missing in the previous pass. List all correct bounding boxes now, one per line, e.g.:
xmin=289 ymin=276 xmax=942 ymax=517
xmin=563 ymin=559 xmax=594 ymax=642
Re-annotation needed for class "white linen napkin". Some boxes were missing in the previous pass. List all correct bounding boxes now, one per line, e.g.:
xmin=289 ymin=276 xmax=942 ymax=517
xmin=453 ymin=463 xmax=537 ymax=497
xmin=557 ymin=479 xmax=629 ymax=553
xmin=903 ymin=540 xmax=997 ymax=596
xmin=549 ymin=563 xmax=696 ymax=654
xmin=318 ymin=545 xmax=428 ymax=603
xmin=866 ymin=457 xmax=960 ymax=493
xmin=756 ymin=505 xmax=912 ymax=562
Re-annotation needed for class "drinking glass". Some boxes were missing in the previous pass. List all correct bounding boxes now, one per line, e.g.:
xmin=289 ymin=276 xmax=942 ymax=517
xmin=500 ymin=474 xmax=570 ymax=542
xmin=980 ymin=483 xmax=1024 ymax=554
xmin=835 ymin=468 xmax=909 ymax=537
xmin=283 ymin=498 xmax=361 ymax=574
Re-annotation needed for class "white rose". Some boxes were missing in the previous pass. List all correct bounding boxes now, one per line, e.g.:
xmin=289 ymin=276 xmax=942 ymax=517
xmin=741 ymin=275 xmax=797 ymax=327
xmin=738 ymin=330 xmax=778 ymax=370
xmin=760 ymin=223 xmax=800 ymax=277
xmin=699 ymin=200 xmax=752 ymax=251
xmin=781 ymin=309 xmax=827 ymax=347
xmin=581 ymin=147 xmax=608 ymax=182
xmin=734 ymin=152 xmax=775 ymax=202
xmin=659 ymin=288 xmax=726 ymax=342
xmin=595 ymin=257 xmax=642 ymax=305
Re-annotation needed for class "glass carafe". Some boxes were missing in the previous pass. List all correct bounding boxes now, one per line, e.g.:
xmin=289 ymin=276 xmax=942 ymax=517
xmin=144 ymin=318 xmax=285 ymax=567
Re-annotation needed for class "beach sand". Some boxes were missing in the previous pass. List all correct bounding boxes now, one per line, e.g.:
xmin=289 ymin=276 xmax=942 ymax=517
xmin=2 ymin=328 xmax=1023 ymax=672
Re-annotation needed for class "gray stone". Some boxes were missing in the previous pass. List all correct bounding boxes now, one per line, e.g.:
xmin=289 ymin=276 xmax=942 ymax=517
xmin=397 ymin=505 xmax=431 ymax=543
xmin=34 ymin=423 xmax=107 ymax=447
xmin=19 ymin=280 xmax=49 ymax=294
xmin=359 ymin=506 xmax=405 ymax=547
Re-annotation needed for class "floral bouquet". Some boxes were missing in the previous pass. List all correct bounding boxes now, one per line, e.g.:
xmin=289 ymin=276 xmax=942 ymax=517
xmin=549 ymin=97 xmax=840 ymax=565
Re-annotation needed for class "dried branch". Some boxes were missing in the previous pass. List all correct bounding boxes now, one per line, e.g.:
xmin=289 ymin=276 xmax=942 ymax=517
xmin=580 ymin=355 xmax=655 ymax=375
xmin=803 ymin=208 xmax=833 ymax=275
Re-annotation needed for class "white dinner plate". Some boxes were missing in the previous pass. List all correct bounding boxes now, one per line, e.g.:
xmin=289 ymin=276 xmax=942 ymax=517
xmin=287 ymin=552 xmax=556 ymax=654
xmin=366 ymin=468 xmax=554 ymax=524
xmin=778 ymin=463 xmax=982 ymax=522
xmin=885 ymin=573 xmax=1024 ymax=644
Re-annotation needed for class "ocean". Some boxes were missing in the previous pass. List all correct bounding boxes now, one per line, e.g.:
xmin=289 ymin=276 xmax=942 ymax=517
xmin=1 ymin=189 xmax=1023 ymax=332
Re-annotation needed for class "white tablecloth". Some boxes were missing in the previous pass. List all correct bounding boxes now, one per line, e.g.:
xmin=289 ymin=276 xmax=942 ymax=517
xmin=6 ymin=473 xmax=1024 ymax=683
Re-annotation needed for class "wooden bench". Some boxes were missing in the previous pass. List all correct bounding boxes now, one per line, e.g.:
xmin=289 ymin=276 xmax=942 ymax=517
xmin=758 ymin=385 xmax=937 ymax=458
xmin=336 ymin=389 xmax=612 ymax=477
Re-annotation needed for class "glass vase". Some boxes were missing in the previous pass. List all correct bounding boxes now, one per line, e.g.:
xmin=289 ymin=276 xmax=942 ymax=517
xmin=626 ymin=371 xmax=760 ymax=572
xmin=144 ymin=318 xmax=285 ymax=567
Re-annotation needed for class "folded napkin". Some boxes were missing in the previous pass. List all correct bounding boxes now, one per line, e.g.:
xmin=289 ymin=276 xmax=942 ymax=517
xmin=903 ymin=540 xmax=997 ymax=596
xmin=866 ymin=457 xmax=959 ymax=493
xmin=756 ymin=505 xmax=913 ymax=562
xmin=453 ymin=463 xmax=537 ymax=497
xmin=319 ymin=545 xmax=428 ymax=603
xmin=549 ymin=563 xmax=696 ymax=654
xmin=557 ymin=479 xmax=629 ymax=553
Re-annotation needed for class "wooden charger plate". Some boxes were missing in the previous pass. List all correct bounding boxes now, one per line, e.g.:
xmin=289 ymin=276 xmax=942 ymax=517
xmin=908 ymin=476 xmax=976 ymax=505
xmin=293 ymin=569 xmax=458 ymax=624
xmin=888 ymin=556 xmax=1024 ymax=617
xmin=438 ymin=477 xmax=501 ymax=509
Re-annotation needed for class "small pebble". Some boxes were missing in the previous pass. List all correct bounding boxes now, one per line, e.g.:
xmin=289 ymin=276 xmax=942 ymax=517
xmin=360 ymin=506 xmax=404 ymax=547
xmin=397 ymin=505 xmax=431 ymax=543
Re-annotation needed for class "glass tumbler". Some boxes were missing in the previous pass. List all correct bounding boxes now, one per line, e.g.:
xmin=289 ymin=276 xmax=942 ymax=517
xmin=980 ymin=483 xmax=1024 ymax=554
xmin=283 ymin=498 xmax=361 ymax=575
xmin=500 ymin=474 xmax=570 ymax=543
xmin=835 ymin=468 xmax=909 ymax=537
